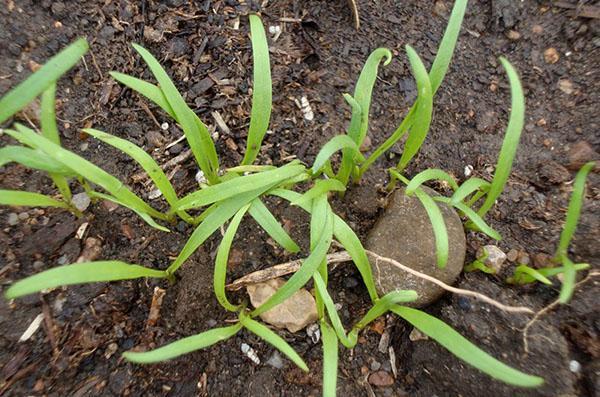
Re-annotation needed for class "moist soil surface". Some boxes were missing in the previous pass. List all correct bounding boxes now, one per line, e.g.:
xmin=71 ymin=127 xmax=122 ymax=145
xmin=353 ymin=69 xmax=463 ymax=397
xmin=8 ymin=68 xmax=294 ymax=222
xmin=1 ymin=1 xmax=599 ymax=396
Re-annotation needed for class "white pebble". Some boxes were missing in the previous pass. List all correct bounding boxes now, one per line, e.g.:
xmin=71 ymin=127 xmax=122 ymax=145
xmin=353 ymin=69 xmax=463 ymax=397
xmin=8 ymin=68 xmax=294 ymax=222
xmin=241 ymin=343 xmax=260 ymax=365
xmin=569 ymin=360 xmax=581 ymax=373
xmin=195 ymin=170 xmax=207 ymax=185
xmin=161 ymin=122 xmax=169 ymax=131
xmin=71 ymin=192 xmax=91 ymax=212
xmin=464 ymin=165 xmax=474 ymax=177
xmin=307 ymin=323 xmax=320 ymax=344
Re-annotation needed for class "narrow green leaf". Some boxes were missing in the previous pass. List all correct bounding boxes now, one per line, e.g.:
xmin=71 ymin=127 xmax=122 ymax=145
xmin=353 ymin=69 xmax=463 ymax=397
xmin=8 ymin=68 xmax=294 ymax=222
xmin=214 ymin=205 xmax=249 ymax=312
xmin=88 ymin=191 xmax=170 ymax=232
xmin=290 ymin=179 xmax=346 ymax=208
xmin=176 ymin=163 xmax=305 ymax=211
xmin=241 ymin=14 xmax=272 ymax=165
xmin=268 ymin=188 xmax=379 ymax=302
xmin=131 ymin=43 xmax=220 ymax=183
xmin=123 ymin=324 xmax=242 ymax=363
xmin=0 ymin=38 xmax=88 ymax=124
xmin=450 ymin=177 xmax=490 ymax=206
xmin=41 ymin=83 xmax=72 ymax=201
xmin=5 ymin=261 xmax=167 ymax=299
xmin=396 ymin=45 xmax=433 ymax=172
xmin=251 ymin=200 xmax=333 ymax=317
xmin=392 ymin=306 xmax=544 ymax=387
xmin=359 ymin=0 xmax=467 ymax=178
xmin=312 ymin=135 xmax=364 ymax=174
xmin=320 ymin=321 xmax=339 ymax=397
xmin=240 ymin=315 xmax=308 ymax=371
xmin=0 ymin=190 xmax=68 ymax=209
xmin=83 ymin=128 xmax=180 ymax=208
xmin=109 ymin=72 xmax=176 ymax=118
xmin=352 ymin=48 xmax=393 ymax=145
xmin=332 ymin=216 xmax=379 ymax=302
xmin=448 ymin=199 xmax=501 ymax=240
xmin=225 ymin=165 xmax=276 ymax=174
xmin=411 ymin=186 xmax=449 ymax=268
xmin=0 ymin=146 xmax=72 ymax=175
xmin=429 ymin=0 xmax=468 ymax=93
xmin=249 ymin=198 xmax=300 ymax=253
xmin=337 ymin=94 xmax=363 ymax=186
xmin=405 ymin=169 xmax=459 ymax=195
xmin=7 ymin=125 xmax=167 ymax=221
xmin=40 ymin=83 xmax=60 ymax=143
xmin=556 ymin=161 xmax=595 ymax=258
xmin=477 ymin=58 xmax=525 ymax=218
xmin=167 ymin=188 xmax=270 ymax=275
xmin=353 ymin=290 xmax=417 ymax=329
xmin=515 ymin=265 xmax=552 ymax=285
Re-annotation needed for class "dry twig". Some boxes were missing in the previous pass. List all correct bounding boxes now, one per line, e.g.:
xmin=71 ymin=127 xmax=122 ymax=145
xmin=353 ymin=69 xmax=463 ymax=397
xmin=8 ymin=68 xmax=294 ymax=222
xmin=227 ymin=250 xmax=534 ymax=314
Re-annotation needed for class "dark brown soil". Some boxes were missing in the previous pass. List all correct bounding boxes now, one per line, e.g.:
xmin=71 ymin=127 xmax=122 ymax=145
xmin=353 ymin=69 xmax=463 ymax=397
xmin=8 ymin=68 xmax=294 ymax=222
xmin=1 ymin=1 xmax=599 ymax=396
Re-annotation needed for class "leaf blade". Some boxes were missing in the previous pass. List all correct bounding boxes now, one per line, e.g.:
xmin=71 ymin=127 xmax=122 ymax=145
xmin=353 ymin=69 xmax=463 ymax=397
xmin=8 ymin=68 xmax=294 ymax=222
xmin=5 ymin=261 xmax=166 ymax=299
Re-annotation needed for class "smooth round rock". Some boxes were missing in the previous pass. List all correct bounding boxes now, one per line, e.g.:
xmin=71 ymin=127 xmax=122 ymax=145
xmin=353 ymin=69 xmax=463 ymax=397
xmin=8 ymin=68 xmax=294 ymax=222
xmin=366 ymin=187 xmax=466 ymax=307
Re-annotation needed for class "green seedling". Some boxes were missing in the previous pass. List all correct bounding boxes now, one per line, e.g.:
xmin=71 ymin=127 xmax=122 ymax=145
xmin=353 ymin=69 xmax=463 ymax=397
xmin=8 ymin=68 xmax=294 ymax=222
xmin=3 ymin=8 xmax=545 ymax=396
xmin=0 ymin=39 xmax=88 ymax=214
xmin=554 ymin=161 xmax=595 ymax=302
xmin=506 ymin=263 xmax=590 ymax=285
xmin=385 ymin=56 xmax=522 ymax=268
xmin=464 ymin=250 xmax=496 ymax=274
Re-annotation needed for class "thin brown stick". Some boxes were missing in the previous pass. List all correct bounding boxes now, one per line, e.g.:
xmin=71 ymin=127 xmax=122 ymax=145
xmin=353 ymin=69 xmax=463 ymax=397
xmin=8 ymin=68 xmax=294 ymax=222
xmin=347 ymin=0 xmax=360 ymax=29
xmin=522 ymin=270 xmax=600 ymax=354
xmin=227 ymin=250 xmax=534 ymax=314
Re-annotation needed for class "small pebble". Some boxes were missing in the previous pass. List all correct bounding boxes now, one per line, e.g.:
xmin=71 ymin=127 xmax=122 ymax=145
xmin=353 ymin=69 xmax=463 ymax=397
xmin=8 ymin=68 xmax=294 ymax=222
xmin=544 ymin=48 xmax=560 ymax=64
xmin=558 ymin=79 xmax=574 ymax=94
xmin=266 ymin=351 xmax=284 ymax=369
xmin=161 ymin=122 xmax=169 ymax=131
xmin=176 ymin=221 xmax=187 ymax=233
xmin=33 ymin=260 xmax=45 ymax=271
xmin=409 ymin=328 xmax=429 ymax=342
xmin=79 ymin=142 xmax=89 ymax=152
xmin=569 ymin=360 xmax=581 ymax=373
xmin=7 ymin=213 xmax=19 ymax=226
xmin=457 ymin=296 xmax=471 ymax=311
xmin=71 ymin=192 xmax=91 ymax=212
xmin=368 ymin=371 xmax=395 ymax=387
xmin=506 ymin=249 xmax=518 ymax=262
xmin=18 ymin=212 xmax=30 ymax=220
xmin=506 ymin=30 xmax=521 ymax=40
xmin=370 ymin=360 xmax=382 ymax=371
xmin=343 ymin=277 xmax=359 ymax=289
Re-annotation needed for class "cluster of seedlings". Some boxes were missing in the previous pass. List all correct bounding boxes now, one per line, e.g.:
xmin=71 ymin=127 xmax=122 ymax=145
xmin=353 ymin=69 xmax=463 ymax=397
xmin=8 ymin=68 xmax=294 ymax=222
xmin=1 ymin=1 xmax=595 ymax=395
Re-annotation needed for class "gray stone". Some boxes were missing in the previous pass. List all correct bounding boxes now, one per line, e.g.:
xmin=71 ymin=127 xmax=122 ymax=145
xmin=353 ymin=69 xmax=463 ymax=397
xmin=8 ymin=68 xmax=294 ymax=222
xmin=7 ymin=213 xmax=19 ymax=226
xmin=366 ymin=187 xmax=466 ymax=307
xmin=266 ymin=351 xmax=284 ymax=369
xmin=72 ymin=192 xmax=91 ymax=212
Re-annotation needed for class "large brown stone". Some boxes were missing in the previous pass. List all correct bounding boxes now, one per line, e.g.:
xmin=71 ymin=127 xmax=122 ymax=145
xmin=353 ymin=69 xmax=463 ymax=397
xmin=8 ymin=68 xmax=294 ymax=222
xmin=366 ymin=187 xmax=466 ymax=307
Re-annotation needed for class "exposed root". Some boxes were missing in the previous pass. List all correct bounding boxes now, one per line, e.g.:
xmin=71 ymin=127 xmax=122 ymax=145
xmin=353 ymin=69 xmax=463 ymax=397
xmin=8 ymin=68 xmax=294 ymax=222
xmin=347 ymin=0 xmax=360 ymax=29
xmin=522 ymin=270 xmax=600 ymax=354
xmin=228 ymin=250 xmax=534 ymax=314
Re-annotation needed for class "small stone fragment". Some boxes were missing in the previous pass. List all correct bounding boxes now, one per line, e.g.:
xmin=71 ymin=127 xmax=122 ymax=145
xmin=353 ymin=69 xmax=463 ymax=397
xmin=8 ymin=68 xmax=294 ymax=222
xmin=366 ymin=187 xmax=466 ymax=307
xmin=307 ymin=323 xmax=320 ymax=343
xmin=18 ymin=212 xmax=29 ymax=220
xmin=569 ymin=360 xmax=581 ymax=373
xmin=368 ymin=371 xmax=395 ymax=387
xmin=477 ymin=245 xmax=507 ymax=273
xmin=558 ymin=79 xmax=574 ymax=94
xmin=409 ymin=328 xmax=429 ymax=342
xmin=506 ymin=30 xmax=521 ymax=40
xmin=33 ymin=260 xmax=45 ymax=271
xmin=246 ymin=278 xmax=318 ymax=332
xmin=7 ymin=213 xmax=19 ymax=226
xmin=567 ymin=141 xmax=599 ymax=171
xmin=544 ymin=48 xmax=560 ymax=64
xmin=241 ymin=343 xmax=260 ymax=365
xmin=76 ymin=237 xmax=102 ymax=263
xmin=506 ymin=249 xmax=518 ymax=262
xmin=71 ymin=192 xmax=91 ymax=212
xmin=266 ymin=351 xmax=284 ymax=369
